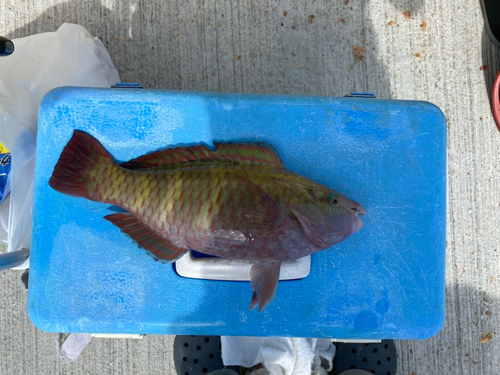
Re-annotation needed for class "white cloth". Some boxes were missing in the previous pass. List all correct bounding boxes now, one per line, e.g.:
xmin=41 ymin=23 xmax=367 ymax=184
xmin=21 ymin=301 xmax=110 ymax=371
xmin=221 ymin=336 xmax=335 ymax=375
xmin=247 ymin=367 xmax=328 ymax=375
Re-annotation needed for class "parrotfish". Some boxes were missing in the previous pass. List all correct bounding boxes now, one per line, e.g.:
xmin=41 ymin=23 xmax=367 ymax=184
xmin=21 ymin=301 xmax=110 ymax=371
xmin=49 ymin=130 xmax=366 ymax=312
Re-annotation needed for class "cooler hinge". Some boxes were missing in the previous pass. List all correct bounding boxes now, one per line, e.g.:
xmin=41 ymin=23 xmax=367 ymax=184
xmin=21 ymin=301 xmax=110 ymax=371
xmin=344 ymin=92 xmax=376 ymax=98
xmin=112 ymin=83 xmax=143 ymax=89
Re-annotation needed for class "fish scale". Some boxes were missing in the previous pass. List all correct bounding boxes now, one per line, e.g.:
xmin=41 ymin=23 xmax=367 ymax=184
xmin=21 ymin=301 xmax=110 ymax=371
xmin=49 ymin=130 xmax=365 ymax=311
xmin=93 ymin=167 xmax=271 ymax=250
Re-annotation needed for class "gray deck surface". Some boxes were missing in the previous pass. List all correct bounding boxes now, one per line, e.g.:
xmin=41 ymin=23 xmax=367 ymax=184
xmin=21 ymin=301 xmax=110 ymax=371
xmin=1 ymin=0 xmax=499 ymax=374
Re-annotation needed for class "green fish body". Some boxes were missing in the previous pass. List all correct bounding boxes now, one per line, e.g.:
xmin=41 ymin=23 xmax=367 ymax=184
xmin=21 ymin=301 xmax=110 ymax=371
xmin=50 ymin=130 xmax=365 ymax=311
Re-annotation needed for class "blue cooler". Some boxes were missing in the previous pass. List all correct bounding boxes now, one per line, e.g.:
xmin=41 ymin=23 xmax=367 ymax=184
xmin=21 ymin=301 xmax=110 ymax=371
xmin=28 ymin=87 xmax=446 ymax=339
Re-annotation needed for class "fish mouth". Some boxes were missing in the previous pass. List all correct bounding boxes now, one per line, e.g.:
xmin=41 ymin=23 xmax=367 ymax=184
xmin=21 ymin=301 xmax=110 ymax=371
xmin=350 ymin=202 xmax=366 ymax=216
xmin=350 ymin=201 xmax=366 ymax=231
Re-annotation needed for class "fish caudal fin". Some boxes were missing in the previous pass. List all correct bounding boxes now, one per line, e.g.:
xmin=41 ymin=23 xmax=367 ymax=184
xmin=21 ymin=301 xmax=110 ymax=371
xmin=250 ymin=261 xmax=281 ymax=312
xmin=49 ymin=130 xmax=114 ymax=198
xmin=104 ymin=213 xmax=189 ymax=263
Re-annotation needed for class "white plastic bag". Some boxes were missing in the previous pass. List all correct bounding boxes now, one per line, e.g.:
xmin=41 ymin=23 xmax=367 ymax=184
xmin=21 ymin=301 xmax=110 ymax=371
xmin=0 ymin=23 xmax=120 ymax=268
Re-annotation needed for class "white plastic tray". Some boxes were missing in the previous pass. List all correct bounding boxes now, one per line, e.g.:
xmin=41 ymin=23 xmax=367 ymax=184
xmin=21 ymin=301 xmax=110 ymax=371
xmin=175 ymin=252 xmax=311 ymax=281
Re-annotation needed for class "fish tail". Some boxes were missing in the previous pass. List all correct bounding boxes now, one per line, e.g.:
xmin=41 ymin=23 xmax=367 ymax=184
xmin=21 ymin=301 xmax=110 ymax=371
xmin=49 ymin=130 xmax=115 ymax=199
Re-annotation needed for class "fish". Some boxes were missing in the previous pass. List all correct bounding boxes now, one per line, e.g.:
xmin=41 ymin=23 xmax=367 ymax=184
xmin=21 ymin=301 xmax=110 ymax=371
xmin=49 ymin=130 xmax=366 ymax=312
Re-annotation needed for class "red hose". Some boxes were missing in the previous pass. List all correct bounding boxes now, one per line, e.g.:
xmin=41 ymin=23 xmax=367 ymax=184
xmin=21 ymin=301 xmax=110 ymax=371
xmin=492 ymin=69 xmax=500 ymax=133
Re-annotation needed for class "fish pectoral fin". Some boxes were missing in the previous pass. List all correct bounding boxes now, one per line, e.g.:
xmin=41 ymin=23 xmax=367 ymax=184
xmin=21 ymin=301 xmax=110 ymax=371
xmin=104 ymin=213 xmax=188 ymax=263
xmin=233 ymin=177 xmax=288 ymax=235
xmin=249 ymin=261 xmax=281 ymax=312
xmin=291 ymin=209 xmax=327 ymax=249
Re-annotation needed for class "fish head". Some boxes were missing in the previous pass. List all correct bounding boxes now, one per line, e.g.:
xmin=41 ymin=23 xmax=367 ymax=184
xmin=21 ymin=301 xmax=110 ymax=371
xmin=292 ymin=188 xmax=366 ymax=248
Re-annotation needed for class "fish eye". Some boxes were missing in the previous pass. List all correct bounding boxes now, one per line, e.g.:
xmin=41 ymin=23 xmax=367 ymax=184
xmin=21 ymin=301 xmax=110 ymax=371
xmin=328 ymin=193 xmax=340 ymax=205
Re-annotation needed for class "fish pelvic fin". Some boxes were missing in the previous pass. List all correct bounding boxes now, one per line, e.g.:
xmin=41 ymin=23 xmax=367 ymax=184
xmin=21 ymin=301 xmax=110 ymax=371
xmin=104 ymin=213 xmax=188 ymax=263
xmin=49 ymin=130 xmax=115 ymax=199
xmin=250 ymin=261 xmax=281 ymax=312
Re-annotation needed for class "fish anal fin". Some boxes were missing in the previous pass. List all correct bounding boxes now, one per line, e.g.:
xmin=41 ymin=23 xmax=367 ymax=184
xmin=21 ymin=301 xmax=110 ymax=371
xmin=249 ymin=261 xmax=281 ymax=312
xmin=104 ymin=213 xmax=187 ymax=263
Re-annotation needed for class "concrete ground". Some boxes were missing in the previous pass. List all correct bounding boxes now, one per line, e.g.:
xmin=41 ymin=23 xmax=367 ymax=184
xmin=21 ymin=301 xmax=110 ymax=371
xmin=1 ymin=0 xmax=499 ymax=374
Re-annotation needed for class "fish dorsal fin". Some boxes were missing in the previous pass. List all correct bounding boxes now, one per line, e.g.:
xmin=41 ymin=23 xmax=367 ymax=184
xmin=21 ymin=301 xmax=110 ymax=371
xmin=212 ymin=142 xmax=284 ymax=168
xmin=121 ymin=145 xmax=215 ymax=170
xmin=120 ymin=142 xmax=284 ymax=171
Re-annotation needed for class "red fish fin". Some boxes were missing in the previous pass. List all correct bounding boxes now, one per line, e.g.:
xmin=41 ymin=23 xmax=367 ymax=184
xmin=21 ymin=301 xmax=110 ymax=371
xmin=49 ymin=130 xmax=114 ymax=198
xmin=201 ymin=177 xmax=288 ymax=247
xmin=236 ymin=177 xmax=288 ymax=234
xmin=104 ymin=213 xmax=188 ymax=263
xmin=249 ymin=261 xmax=281 ymax=312
xmin=213 ymin=142 xmax=284 ymax=168
xmin=121 ymin=145 xmax=215 ymax=170
xmin=291 ymin=209 xmax=328 ymax=249
xmin=201 ymin=178 xmax=290 ymax=252
xmin=121 ymin=142 xmax=284 ymax=171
